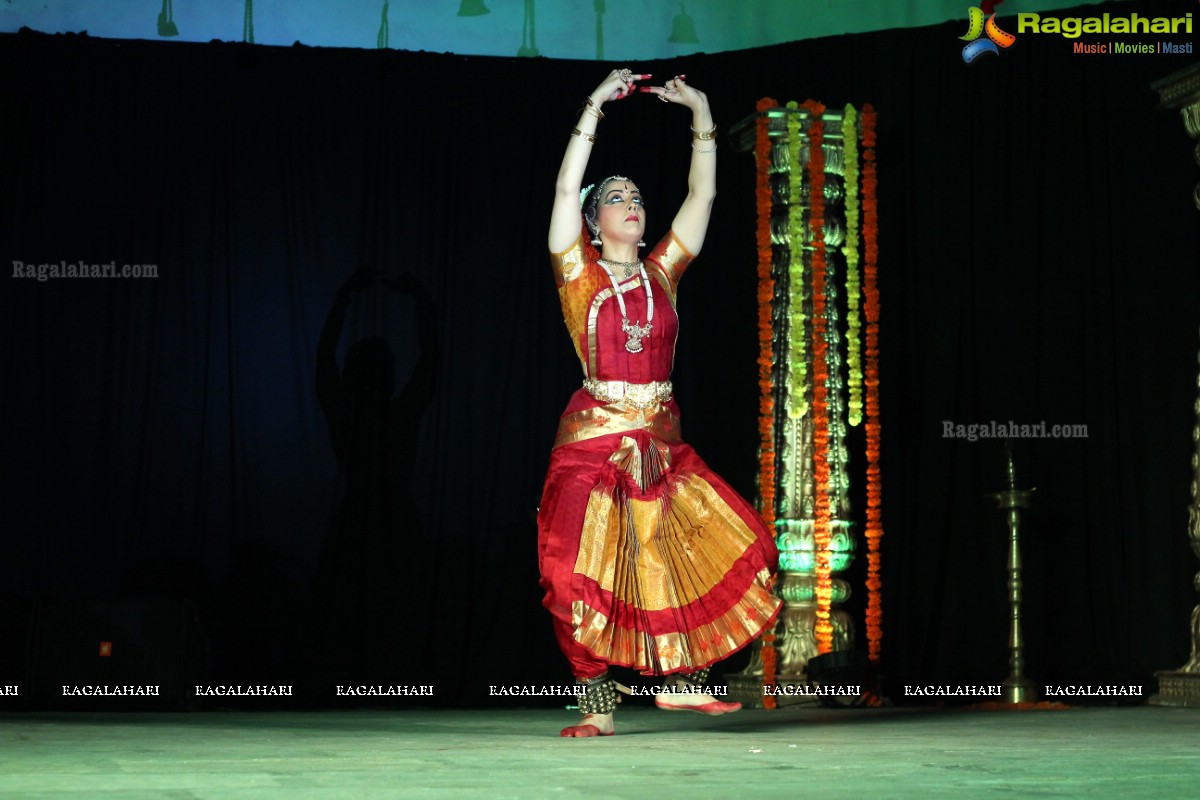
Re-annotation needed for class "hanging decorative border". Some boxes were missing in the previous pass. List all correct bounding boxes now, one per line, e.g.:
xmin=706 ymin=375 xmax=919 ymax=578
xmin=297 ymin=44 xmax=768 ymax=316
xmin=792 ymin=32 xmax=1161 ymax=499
xmin=754 ymin=97 xmax=779 ymax=708
xmin=861 ymin=104 xmax=884 ymax=663
xmin=799 ymin=98 xmax=833 ymax=656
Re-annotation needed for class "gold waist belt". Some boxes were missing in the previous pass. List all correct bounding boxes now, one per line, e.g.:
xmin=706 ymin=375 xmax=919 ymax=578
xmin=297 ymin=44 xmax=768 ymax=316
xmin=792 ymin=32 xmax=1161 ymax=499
xmin=583 ymin=378 xmax=673 ymax=410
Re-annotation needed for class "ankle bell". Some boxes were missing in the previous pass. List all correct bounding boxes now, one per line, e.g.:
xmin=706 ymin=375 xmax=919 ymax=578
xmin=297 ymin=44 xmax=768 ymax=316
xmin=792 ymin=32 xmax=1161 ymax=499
xmin=576 ymin=673 xmax=625 ymax=715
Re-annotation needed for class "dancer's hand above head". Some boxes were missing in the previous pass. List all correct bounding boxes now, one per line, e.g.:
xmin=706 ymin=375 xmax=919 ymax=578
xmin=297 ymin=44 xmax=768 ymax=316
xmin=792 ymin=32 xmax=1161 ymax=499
xmin=590 ymin=68 xmax=652 ymax=106
xmin=639 ymin=74 xmax=708 ymax=111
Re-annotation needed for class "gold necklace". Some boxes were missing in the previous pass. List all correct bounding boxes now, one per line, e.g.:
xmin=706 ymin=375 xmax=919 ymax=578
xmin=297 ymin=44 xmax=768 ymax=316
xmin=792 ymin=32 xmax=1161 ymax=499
xmin=596 ymin=261 xmax=654 ymax=354
xmin=598 ymin=258 xmax=640 ymax=280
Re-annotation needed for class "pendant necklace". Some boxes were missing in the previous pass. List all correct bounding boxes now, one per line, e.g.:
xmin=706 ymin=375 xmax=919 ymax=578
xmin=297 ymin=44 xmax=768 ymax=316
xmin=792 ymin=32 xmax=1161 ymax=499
xmin=597 ymin=260 xmax=654 ymax=354
xmin=598 ymin=258 xmax=639 ymax=280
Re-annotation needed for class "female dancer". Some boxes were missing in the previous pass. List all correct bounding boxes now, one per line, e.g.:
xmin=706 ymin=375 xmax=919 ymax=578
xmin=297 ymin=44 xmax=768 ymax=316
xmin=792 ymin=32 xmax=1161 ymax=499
xmin=538 ymin=69 xmax=781 ymax=737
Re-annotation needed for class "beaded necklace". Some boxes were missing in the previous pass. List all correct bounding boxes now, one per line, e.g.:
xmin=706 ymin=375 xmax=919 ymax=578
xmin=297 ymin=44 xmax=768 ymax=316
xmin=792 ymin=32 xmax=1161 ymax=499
xmin=596 ymin=260 xmax=654 ymax=354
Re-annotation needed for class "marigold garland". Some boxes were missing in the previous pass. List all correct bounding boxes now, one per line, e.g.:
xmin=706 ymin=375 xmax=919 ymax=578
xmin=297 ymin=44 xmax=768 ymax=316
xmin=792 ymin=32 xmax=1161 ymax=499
xmin=861 ymin=104 xmax=884 ymax=663
xmin=784 ymin=102 xmax=808 ymax=421
xmin=800 ymin=98 xmax=834 ymax=656
xmin=754 ymin=97 xmax=779 ymax=708
xmin=842 ymin=105 xmax=863 ymax=428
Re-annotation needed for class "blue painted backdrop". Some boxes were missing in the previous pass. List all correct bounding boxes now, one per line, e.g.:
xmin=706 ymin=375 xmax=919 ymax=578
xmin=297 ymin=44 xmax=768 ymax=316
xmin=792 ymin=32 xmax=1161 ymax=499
xmin=1 ymin=0 xmax=1107 ymax=59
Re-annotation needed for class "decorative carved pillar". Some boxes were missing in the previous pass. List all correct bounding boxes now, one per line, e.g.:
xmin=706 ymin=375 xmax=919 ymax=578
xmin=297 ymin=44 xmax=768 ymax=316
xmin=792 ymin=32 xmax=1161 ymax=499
xmin=725 ymin=104 xmax=865 ymax=707
xmin=1149 ymin=63 xmax=1200 ymax=708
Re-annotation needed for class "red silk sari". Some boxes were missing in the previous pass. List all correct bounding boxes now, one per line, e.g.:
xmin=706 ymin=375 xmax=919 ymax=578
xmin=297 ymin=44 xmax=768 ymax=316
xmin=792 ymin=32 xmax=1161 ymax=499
xmin=537 ymin=229 xmax=781 ymax=677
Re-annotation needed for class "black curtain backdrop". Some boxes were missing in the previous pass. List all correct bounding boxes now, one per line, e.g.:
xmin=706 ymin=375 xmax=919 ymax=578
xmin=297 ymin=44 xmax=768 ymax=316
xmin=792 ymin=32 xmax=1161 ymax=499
xmin=2 ymin=0 xmax=1198 ymax=706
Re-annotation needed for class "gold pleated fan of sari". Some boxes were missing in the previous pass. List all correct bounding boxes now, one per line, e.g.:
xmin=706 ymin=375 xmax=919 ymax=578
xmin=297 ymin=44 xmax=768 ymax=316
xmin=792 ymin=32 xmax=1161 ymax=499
xmin=571 ymin=435 xmax=780 ymax=674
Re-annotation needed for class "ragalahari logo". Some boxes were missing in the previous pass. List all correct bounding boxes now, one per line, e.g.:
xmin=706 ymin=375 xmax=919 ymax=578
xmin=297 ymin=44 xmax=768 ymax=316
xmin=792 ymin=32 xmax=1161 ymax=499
xmin=959 ymin=6 xmax=1017 ymax=63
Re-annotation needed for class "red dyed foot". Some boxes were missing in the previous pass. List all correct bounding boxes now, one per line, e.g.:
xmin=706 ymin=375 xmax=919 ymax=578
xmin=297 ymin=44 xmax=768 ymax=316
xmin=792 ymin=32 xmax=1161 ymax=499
xmin=560 ymin=713 xmax=614 ymax=737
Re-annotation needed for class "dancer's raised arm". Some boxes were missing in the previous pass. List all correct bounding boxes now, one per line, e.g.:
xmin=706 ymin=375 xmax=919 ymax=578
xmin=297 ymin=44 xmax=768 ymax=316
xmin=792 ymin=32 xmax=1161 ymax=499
xmin=548 ymin=69 xmax=650 ymax=254
xmin=641 ymin=75 xmax=716 ymax=256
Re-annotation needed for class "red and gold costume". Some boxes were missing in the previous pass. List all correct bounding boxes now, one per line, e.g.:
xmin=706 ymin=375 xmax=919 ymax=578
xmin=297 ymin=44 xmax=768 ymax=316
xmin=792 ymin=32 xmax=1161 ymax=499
xmin=538 ymin=228 xmax=781 ymax=679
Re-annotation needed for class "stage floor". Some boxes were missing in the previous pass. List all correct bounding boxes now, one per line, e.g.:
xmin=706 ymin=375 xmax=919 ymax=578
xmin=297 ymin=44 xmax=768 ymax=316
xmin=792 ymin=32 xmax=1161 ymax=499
xmin=1 ymin=706 xmax=1198 ymax=798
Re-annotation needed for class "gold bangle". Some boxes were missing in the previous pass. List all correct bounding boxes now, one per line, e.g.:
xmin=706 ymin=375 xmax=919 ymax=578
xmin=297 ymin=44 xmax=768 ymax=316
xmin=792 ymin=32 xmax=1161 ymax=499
xmin=691 ymin=124 xmax=717 ymax=141
xmin=571 ymin=127 xmax=596 ymax=144
xmin=585 ymin=97 xmax=605 ymax=120
xmin=691 ymin=141 xmax=717 ymax=153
